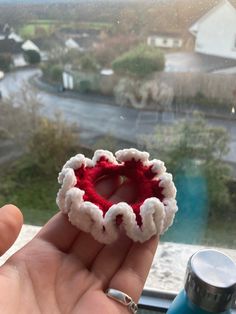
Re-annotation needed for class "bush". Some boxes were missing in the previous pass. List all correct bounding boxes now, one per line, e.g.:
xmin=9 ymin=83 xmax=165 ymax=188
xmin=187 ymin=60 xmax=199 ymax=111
xmin=28 ymin=116 xmax=77 ymax=175
xmin=79 ymin=80 xmax=91 ymax=93
xmin=50 ymin=65 xmax=63 ymax=83
xmin=112 ymin=44 xmax=165 ymax=78
xmin=41 ymin=63 xmax=63 ymax=83
xmin=141 ymin=112 xmax=232 ymax=218
xmin=24 ymin=49 xmax=41 ymax=64
xmin=0 ymin=54 xmax=12 ymax=72
xmin=80 ymin=55 xmax=98 ymax=72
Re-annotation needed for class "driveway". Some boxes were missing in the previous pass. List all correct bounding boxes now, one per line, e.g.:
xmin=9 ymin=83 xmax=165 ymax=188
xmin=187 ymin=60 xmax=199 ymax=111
xmin=165 ymin=52 xmax=236 ymax=73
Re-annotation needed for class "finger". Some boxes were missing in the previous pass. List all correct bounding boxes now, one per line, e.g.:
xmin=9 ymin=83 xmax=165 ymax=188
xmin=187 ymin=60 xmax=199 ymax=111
xmin=91 ymin=231 xmax=132 ymax=288
xmin=95 ymin=174 xmax=121 ymax=198
xmin=0 ymin=204 xmax=23 ymax=256
xmin=69 ymin=231 xmax=104 ymax=268
xmin=70 ymin=178 xmax=137 ymax=267
xmin=109 ymin=235 xmax=158 ymax=303
xmin=109 ymin=180 xmax=138 ymax=204
xmin=37 ymin=212 xmax=79 ymax=252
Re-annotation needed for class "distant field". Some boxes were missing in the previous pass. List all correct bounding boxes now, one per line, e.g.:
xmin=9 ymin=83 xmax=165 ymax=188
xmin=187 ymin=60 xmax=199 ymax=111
xmin=78 ymin=22 xmax=112 ymax=30
xmin=19 ymin=21 xmax=54 ymax=37
xmin=19 ymin=19 xmax=113 ymax=38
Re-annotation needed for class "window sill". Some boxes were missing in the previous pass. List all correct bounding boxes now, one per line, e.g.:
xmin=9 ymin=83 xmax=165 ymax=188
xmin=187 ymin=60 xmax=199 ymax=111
xmin=139 ymin=289 xmax=236 ymax=313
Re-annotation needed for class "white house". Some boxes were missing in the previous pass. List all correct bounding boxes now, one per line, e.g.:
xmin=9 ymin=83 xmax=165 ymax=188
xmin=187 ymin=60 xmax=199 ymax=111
xmin=189 ymin=0 xmax=236 ymax=59
xmin=147 ymin=33 xmax=183 ymax=49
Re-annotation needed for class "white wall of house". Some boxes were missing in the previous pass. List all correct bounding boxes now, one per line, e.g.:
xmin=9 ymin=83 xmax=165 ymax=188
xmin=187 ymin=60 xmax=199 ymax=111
xmin=13 ymin=54 xmax=27 ymax=67
xmin=190 ymin=0 xmax=236 ymax=59
xmin=147 ymin=36 xmax=183 ymax=49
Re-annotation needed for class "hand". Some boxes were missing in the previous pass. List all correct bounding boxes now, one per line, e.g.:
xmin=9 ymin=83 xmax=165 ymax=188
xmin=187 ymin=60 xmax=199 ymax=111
xmin=0 ymin=176 xmax=158 ymax=314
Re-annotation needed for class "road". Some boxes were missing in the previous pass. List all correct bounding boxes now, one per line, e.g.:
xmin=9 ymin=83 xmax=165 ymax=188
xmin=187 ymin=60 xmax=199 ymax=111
xmin=0 ymin=68 xmax=235 ymax=167
xmin=165 ymin=52 xmax=236 ymax=73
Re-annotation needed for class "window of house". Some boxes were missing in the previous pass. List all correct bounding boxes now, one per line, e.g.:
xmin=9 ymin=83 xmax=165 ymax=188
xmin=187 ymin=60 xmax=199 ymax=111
xmin=162 ymin=38 xmax=168 ymax=45
xmin=173 ymin=39 xmax=180 ymax=47
xmin=0 ymin=0 xmax=235 ymax=312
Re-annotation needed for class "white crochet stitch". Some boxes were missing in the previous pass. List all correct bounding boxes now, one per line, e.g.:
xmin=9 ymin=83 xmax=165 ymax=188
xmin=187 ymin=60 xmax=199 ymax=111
xmin=56 ymin=148 xmax=178 ymax=244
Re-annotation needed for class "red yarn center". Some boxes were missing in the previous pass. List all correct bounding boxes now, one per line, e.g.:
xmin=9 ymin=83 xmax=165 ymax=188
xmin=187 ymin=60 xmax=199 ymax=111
xmin=74 ymin=157 xmax=164 ymax=226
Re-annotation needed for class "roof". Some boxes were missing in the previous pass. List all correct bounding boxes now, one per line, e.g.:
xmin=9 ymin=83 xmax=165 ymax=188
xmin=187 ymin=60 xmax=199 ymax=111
xmin=0 ymin=23 xmax=11 ymax=36
xmin=22 ymin=40 xmax=40 ymax=52
xmin=73 ymin=36 xmax=99 ymax=49
xmin=65 ymin=38 xmax=80 ymax=49
xmin=0 ymin=38 xmax=23 ymax=54
xmin=189 ymin=0 xmax=236 ymax=36
xmin=148 ymin=32 xmax=182 ymax=39
xmin=60 ymin=28 xmax=101 ymax=37
xmin=8 ymin=32 xmax=23 ymax=43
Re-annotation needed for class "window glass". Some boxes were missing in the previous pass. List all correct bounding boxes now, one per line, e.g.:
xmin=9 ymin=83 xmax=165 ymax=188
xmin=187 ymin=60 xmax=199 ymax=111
xmin=0 ymin=0 xmax=236 ymax=294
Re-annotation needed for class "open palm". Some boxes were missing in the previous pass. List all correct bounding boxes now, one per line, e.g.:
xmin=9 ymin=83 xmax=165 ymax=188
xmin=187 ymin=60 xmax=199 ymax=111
xmin=0 ymin=177 xmax=158 ymax=314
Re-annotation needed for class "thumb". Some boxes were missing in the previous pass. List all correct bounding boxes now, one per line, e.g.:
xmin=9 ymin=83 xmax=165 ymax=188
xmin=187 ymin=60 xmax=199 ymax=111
xmin=0 ymin=204 xmax=23 ymax=256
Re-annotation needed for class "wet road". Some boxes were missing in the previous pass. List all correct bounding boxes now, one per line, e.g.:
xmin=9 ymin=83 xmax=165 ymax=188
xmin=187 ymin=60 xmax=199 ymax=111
xmin=0 ymin=68 xmax=235 ymax=166
xmin=165 ymin=52 xmax=236 ymax=73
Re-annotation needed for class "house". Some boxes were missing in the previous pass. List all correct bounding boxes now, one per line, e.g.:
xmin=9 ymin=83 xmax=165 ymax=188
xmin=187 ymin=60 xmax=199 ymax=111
xmin=189 ymin=0 xmax=236 ymax=59
xmin=0 ymin=23 xmax=11 ymax=39
xmin=0 ymin=24 xmax=23 ymax=43
xmin=0 ymin=24 xmax=42 ymax=67
xmin=8 ymin=32 xmax=23 ymax=43
xmin=0 ymin=38 xmax=26 ymax=67
xmin=61 ymin=28 xmax=101 ymax=51
xmin=0 ymin=38 xmax=41 ymax=67
xmin=147 ymin=33 xmax=183 ymax=49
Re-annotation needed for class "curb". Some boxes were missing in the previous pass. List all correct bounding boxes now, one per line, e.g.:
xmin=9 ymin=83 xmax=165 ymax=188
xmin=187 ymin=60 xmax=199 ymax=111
xmin=32 ymin=74 xmax=116 ymax=106
xmin=31 ymin=73 xmax=236 ymax=121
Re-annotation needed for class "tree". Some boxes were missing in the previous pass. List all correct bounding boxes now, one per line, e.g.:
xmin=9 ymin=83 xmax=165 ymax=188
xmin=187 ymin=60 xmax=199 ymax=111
xmin=41 ymin=63 xmax=63 ymax=83
xmin=0 ymin=54 xmax=12 ymax=72
xmin=93 ymin=35 xmax=139 ymax=67
xmin=112 ymin=44 xmax=165 ymax=78
xmin=24 ymin=50 xmax=41 ymax=65
xmin=79 ymin=55 xmax=98 ymax=72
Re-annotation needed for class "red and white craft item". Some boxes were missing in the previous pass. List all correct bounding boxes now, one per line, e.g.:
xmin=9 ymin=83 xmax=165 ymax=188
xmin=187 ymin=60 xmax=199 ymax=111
xmin=56 ymin=148 xmax=178 ymax=244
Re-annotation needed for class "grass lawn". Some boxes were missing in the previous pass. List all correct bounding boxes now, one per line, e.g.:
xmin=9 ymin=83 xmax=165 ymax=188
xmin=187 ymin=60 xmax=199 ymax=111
xmin=20 ymin=23 xmax=53 ymax=38
xmin=78 ymin=22 xmax=113 ymax=30
xmin=0 ymin=160 xmax=59 ymax=226
xmin=0 ymin=175 xmax=59 ymax=225
xmin=19 ymin=20 xmax=112 ymax=38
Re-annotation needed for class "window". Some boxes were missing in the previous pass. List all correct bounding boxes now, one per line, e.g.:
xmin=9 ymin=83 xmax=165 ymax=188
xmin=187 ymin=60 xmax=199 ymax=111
xmin=173 ymin=39 xmax=180 ymax=47
xmin=162 ymin=38 xmax=168 ymax=45
xmin=0 ymin=0 xmax=235 ymax=306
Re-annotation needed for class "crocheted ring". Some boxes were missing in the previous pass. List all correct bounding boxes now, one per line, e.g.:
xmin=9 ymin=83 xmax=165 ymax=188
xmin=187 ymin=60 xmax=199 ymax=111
xmin=56 ymin=148 xmax=178 ymax=244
